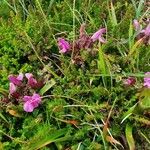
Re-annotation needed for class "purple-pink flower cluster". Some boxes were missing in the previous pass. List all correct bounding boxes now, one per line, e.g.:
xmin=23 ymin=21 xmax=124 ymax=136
xmin=123 ymin=72 xmax=150 ymax=89
xmin=58 ymin=20 xmax=149 ymax=54
xmin=123 ymin=77 xmax=136 ymax=86
xmin=8 ymin=73 xmax=44 ymax=112
xmin=58 ymin=19 xmax=150 ymax=54
xmin=57 ymin=25 xmax=107 ymax=54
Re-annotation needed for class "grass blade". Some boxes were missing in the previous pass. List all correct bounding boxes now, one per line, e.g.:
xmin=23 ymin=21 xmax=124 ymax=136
xmin=136 ymin=0 xmax=145 ymax=18
xmin=98 ymin=44 xmax=108 ymax=87
xmin=39 ymin=79 xmax=56 ymax=95
xmin=0 ymin=112 xmax=9 ymax=123
xmin=24 ymin=127 xmax=68 ymax=150
xmin=125 ymin=123 xmax=135 ymax=150
xmin=110 ymin=2 xmax=117 ymax=26
xmin=121 ymin=103 xmax=137 ymax=124
xmin=108 ymin=1 xmax=118 ymax=27
xmin=128 ymin=20 xmax=134 ymax=50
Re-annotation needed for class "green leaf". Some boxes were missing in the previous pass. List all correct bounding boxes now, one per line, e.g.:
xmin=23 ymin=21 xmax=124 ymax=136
xmin=139 ymin=88 xmax=150 ymax=110
xmin=128 ymin=20 xmax=134 ymax=50
xmin=128 ymin=38 xmax=142 ymax=57
xmin=139 ymin=131 xmax=150 ymax=144
xmin=136 ymin=0 xmax=145 ymax=18
xmin=97 ymin=44 xmax=110 ymax=88
xmin=133 ymin=115 xmax=150 ymax=126
xmin=108 ymin=1 xmax=117 ymax=27
xmin=39 ymin=79 xmax=56 ymax=95
xmin=110 ymin=2 xmax=117 ymax=26
xmin=0 ymin=142 xmax=3 ymax=150
xmin=139 ymin=97 xmax=150 ymax=109
xmin=24 ymin=126 xmax=68 ymax=150
xmin=0 ymin=87 xmax=8 ymax=96
xmin=131 ymin=0 xmax=145 ymax=18
xmin=0 ymin=112 xmax=9 ymax=123
xmin=125 ymin=123 xmax=135 ymax=150
xmin=121 ymin=103 xmax=137 ymax=124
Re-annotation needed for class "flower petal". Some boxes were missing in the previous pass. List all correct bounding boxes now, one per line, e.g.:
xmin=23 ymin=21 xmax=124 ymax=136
xmin=17 ymin=73 xmax=24 ymax=81
xmin=59 ymin=48 xmax=67 ymax=53
xmin=8 ymin=75 xmax=22 ymax=86
xmin=28 ymin=77 xmax=37 ymax=87
xmin=9 ymin=83 xmax=17 ymax=94
xmin=123 ymin=77 xmax=136 ymax=86
xmin=25 ymin=73 xmax=33 ymax=79
xmin=23 ymin=96 xmax=32 ymax=102
xmin=31 ymin=93 xmax=41 ymax=107
xmin=32 ymin=93 xmax=41 ymax=100
xmin=99 ymin=36 xmax=107 ymax=43
xmin=23 ymin=101 xmax=34 ymax=112
xmin=58 ymin=38 xmax=70 ymax=53
xmin=133 ymin=19 xmax=140 ymax=31
xmin=25 ymin=73 xmax=38 ymax=87
xmin=91 ymin=28 xmax=106 ymax=43
xmin=144 ymin=23 xmax=150 ymax=36
xmin=144 ymin=72 xmax=150 ymax=88
xmin=23 ymin=93 xmax=41 ymax=112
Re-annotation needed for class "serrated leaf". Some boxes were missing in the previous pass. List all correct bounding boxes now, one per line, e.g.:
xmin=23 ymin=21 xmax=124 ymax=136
xmin=125 ymin=123 xmax=135 ymax=150
xmin=39 ymin=79 xmax=56 ymax=95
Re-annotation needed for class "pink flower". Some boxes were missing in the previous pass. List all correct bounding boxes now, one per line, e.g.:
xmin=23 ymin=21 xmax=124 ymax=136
xmin=133 ymin=19 xmax=150 ymax=35
xmin=8 ymin=73 xmax=23 ymax=86
xmin=25 ymin=73 xmax=38 ymax=88
xmin=143 ymin=23 xmax=150 ymax=36
xmin=133 ymin=19 xmax=150 ymax=36
xmin=23 ymin=93 xmax=41 ymax=112
xmin=91 ymin=28 xmax=107 ymax=43
xmin=144 ymin=72 xmax=150 ymax=88
xmin=123 ymin=77 xmax=136 ymax=86
xmin=135 ymin=22 xmax=150 ymax=45
xmin=9 ymin=83 xmax=17 ymax=94
xmin=133 ymin=19 xmax=141 ymax=31
xmin=58 ymin=38 xmax=70 ymax=53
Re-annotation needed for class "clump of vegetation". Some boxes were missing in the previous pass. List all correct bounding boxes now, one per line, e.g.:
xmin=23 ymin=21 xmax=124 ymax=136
xmin=0 ymin=0 xmax=150 ymax=149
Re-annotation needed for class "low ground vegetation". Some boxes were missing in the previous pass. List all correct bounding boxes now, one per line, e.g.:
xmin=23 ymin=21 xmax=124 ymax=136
xmin=0 ymin=0 xmax=150 ymax=149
